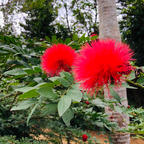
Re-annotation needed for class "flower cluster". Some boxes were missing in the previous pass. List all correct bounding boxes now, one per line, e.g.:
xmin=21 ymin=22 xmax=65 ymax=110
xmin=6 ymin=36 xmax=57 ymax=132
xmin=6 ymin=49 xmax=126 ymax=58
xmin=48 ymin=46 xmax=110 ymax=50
xmin=41 ymin=39 xmax=133 ymax=93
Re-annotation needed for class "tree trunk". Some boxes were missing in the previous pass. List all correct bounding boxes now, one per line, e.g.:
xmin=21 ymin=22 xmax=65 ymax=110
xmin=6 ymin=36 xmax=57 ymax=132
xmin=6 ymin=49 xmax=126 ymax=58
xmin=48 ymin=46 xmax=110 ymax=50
xmin=98 ymin=0 xmax=121 ymax=42
xmin=97 ymin=0 xmax=130 ymax=144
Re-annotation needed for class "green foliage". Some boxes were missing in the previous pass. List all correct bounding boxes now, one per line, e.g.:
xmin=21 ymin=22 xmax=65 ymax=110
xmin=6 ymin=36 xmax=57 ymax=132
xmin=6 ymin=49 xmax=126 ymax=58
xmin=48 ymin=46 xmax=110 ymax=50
xmin=119 ymin=106 xmax=144 ymax=139
xmin=0 ymin=104 xmax=30 ymax=138
xmin=1 ymin=34 xmax=144 ymax=143
xmin=20 ymin=0 xmax=58 ymax=39
xmin=0 ymin=0 xmax=99 ymax=38
xmin=0 ymin=35 xmax=44 ymax=138
xmin=0 ymin=34 xmax=107 ymax=143
xmin=126 ymin=68 xmax=144 ymax=107
xmin=0 ymin=136 xmax=50 ymax=144
xmin=128 ymin=107 xmax=144 ymax=139
xmin=119 ymin=0 xmax=144 ymax=66
xmin=70 ymin=0 xmax=98 ymax=35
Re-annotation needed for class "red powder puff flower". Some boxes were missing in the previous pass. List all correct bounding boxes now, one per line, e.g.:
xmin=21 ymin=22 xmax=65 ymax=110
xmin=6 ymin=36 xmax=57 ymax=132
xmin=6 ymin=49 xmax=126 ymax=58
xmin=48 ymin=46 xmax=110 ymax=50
xmin=41 ymin=44 xmax=77 ymax=76
xmin=82 ymin=134 xmax=88 ymax=142
xmin=73 ymin=39 xmax=133 ymax=93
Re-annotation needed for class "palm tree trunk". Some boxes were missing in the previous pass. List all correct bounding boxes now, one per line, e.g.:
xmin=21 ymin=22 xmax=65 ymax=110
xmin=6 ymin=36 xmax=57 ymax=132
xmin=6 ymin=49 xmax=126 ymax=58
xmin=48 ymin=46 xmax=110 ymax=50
xmin=98 ymin=0 xmax=121 ymax=41
xmin=97 ymin=0 xmax=130 ymax=143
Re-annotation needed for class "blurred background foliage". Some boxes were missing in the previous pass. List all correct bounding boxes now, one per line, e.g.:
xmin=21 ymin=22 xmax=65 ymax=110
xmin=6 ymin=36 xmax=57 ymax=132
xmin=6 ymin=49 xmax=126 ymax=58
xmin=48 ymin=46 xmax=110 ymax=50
xmin=119 ymin=0 xmax=144 ymax=66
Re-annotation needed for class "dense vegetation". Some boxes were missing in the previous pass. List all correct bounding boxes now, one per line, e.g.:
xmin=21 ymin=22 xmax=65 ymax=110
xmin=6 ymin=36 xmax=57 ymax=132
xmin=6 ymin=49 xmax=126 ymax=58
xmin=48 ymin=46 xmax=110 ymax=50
xmin=119 ymin=0 xmax=144 ymax=66
xmin=0 ymin=0 xmax=144 ymax=143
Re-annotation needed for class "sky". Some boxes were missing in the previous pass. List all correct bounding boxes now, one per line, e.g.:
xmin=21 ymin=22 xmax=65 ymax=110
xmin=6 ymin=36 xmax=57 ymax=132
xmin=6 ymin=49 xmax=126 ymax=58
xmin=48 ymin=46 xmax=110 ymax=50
xmin=0 ymin=11 xmax=4 ymax=27
xmin=0 ymin=0 xmax=27 ymax=34
xmin=0 ymin=0 xmax=7 ymax=27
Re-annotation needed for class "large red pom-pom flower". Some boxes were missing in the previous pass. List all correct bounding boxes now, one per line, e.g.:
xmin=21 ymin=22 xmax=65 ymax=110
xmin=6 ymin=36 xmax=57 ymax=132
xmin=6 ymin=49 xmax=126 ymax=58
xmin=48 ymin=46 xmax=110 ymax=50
xmin=41 ymin=44 xmax=77 ymax=76
xmin=73 ymin=39 xmax=133 ymax=93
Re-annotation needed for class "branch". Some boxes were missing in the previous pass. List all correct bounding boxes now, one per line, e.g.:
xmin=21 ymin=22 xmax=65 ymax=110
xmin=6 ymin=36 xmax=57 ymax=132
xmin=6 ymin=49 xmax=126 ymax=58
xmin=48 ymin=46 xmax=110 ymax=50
xmin=64 ymin=3 xmax=71 ymax=35
xmin=126 ymin=79 xmax=144 ymax=89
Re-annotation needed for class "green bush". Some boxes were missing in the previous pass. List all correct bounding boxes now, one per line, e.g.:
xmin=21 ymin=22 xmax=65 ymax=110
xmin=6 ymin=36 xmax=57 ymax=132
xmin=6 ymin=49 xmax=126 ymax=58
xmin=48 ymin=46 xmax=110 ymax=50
xmin=0 ymin=34 xmax=144 ymax=143
xmin=0 ymin=136 xmax=49 ymax=144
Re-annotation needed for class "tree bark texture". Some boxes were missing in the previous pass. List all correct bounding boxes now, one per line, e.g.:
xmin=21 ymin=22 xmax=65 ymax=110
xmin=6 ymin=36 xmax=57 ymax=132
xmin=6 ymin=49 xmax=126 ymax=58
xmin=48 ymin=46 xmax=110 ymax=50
xmin=97 ymin=0 xmax=130 ymax=143
xmin=98 ymin=0 xmax=121 ymax=42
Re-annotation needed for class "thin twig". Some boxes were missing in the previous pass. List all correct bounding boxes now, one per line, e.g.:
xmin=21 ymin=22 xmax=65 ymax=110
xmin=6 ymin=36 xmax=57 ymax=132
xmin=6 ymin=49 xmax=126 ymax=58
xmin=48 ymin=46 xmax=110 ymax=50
xmin=126 ymin=79 xmax=144 ymax=89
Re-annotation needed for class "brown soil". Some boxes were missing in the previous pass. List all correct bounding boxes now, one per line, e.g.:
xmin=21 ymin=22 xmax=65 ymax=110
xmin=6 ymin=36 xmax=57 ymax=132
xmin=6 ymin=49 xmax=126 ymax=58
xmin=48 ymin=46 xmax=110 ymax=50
xmin=33 ymin=129 xmax=144 ymax=144
xmin=90 ymin=131 xmax=144 ymax=144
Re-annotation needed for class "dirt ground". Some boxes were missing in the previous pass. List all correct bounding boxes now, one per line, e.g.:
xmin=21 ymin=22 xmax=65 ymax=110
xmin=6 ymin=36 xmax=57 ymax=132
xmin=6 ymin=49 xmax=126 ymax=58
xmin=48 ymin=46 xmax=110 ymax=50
xmin=89 ymin=131 xmax=144 ymax=144
xmin=36 ymin=130 xmax=144 ymax=144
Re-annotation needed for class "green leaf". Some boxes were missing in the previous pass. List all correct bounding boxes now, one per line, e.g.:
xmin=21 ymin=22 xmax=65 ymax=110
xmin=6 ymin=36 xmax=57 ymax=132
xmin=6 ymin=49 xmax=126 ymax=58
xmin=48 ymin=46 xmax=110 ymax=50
xmin=23 ymin=68 xmax=34 ymax=74
xmin=35 ymin=82 xmax=53 ymax=88
xmin=52 ymin=35 xmax=57 ymax=43
xmin=27 ymin=103 xmax=39 ymax=125
xmin=49 ymin=76 xmax=60 ymax=82
xmin=122 ymin=83 xmax=137 ymax=89
xmin=137 ymin=77 xmax=144 ymax=84
xmin=58 ymin=96 xmax=71 ymax=117
xmin=15 ymin=87 xmax=34 ymax=93
xmin=72 ymin=34 xmax=78 ymax=41
xmin=92 ymin=98 xmax=106 ymax=108
xmin=18 ymin=90 xmax=39 ymax=100
xmin=4 ymin=69 xmax=27 ymax=76
xmin=95 ymin=122 xmax=104 ymax=127
xmin=62 ymin=109 xmax=74 ymax=126
xmin=42 ymin=104 xmax=57 ymax=115
xmin=11 ymin=99 xmax=35 ymax=111
xmin=16 ymin=83 xmax=53 ymax=93
xmin=61 ymin=72 xmax=74 ymax=83
xmin=57 ymin=77 xmax=71 ymax=87
xmin=65 ymin=38 xmax=71 ymax=44
xmin=66 ymin=84 xmax=82 ymax=102
xmin=49 ymin=76 xmax=61 ymax=85
xmin=37 ymin=86 xmax=58 ymax=100
xmin=33 ymin=66 xmax=42 ymax=73
xmin=45 ymin=36 xmax=51 ymax=42
xmin=128 ymin=71 xmax=135 ymax=80
xmin=33 ymin=77 xmax=43 ymax=83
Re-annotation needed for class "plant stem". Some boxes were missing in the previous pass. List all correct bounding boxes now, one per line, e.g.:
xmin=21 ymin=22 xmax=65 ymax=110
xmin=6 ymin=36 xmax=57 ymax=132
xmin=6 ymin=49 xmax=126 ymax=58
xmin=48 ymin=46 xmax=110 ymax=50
xmin=126 ymin=79 xmax=144 ymax=89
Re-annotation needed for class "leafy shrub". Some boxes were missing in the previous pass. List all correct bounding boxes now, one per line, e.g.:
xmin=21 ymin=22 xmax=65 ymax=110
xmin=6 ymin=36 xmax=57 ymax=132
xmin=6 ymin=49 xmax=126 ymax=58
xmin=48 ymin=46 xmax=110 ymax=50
xmin=0 ymin=34 xmax=144 ymax=143
xmin=0 ymin=136 xmax=49 ymax=144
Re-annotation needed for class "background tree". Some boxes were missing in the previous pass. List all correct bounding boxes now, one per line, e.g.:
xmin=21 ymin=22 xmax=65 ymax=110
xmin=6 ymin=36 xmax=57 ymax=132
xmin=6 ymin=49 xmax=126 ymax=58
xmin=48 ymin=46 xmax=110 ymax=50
xmin=20 ymin=0 xmax=56 ymax=39
xmin=20 ymin=0 xmax=71 ymax=39
xmin=0 ymin=0 xmax=71 ymax=39
xmin=97 ymin=0 xmax=130 ymax=143
xmin=0 ymin=0 xmax=99 ymax=38
xmin=119 ymin=0 xmax=144 ymax=66
xmin=70 ymin=0 xmax=98 ymax=35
